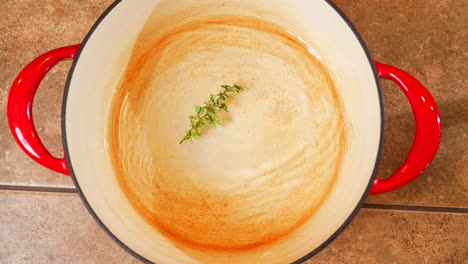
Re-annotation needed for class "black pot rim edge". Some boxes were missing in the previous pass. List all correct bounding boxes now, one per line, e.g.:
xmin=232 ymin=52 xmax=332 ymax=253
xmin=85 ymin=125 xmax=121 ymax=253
xmin=61 ymin=1 xmax=385 ymax=263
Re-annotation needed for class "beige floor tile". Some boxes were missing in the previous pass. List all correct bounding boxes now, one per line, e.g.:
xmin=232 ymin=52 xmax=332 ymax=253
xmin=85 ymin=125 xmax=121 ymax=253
xmin=310 ymin=209 xmax=467 ymax=264
xmin=0 ymin=191 xmax=139 ymax=264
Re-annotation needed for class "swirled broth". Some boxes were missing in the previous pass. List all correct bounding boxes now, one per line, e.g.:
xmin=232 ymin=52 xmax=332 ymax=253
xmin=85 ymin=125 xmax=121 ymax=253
xmin=109 ymin=11 xmax=346 ymax=252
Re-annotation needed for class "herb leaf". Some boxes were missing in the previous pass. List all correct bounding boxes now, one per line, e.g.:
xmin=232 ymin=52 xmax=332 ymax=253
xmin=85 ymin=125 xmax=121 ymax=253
xmin=179 ymin=84 xmax=243 ymax=144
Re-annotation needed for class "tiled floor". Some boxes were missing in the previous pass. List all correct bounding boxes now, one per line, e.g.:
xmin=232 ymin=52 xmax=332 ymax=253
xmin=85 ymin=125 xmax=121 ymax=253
xmin=0 ymin=0 xmax=466 ymax=263
xmin=1 ymin=191 xmax=465 ymax=264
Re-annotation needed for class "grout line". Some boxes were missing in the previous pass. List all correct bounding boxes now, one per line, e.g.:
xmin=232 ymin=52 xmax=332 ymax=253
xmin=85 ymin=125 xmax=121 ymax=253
xmin=1 ymin=185 xmax=467 ymax=214
xmin=362 ymin=203 xmax=468 ymax=214
xmin=0 ymin=184 xmax=78 ymax=194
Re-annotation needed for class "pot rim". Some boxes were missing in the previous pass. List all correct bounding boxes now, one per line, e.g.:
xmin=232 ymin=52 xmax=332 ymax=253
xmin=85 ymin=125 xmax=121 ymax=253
xmin=61 ymin=1 xmax=385 ymax=263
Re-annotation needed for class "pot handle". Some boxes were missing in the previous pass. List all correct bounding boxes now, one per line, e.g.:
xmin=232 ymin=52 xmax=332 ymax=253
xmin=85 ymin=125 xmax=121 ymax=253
xmin=7 ymin=45 xmax=80 ymax=175
xmin=371 ymin=62 xmax=441 ymax=194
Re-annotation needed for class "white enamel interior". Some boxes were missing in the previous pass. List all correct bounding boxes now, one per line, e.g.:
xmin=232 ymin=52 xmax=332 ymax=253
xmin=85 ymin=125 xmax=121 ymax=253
xmin=65 ymin=0 xmax=382 ymax=263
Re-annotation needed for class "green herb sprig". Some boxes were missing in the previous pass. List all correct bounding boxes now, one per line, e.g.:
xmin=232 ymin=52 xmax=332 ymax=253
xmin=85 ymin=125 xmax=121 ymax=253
xmin=180 ymin=84 xmax=243 ymax=144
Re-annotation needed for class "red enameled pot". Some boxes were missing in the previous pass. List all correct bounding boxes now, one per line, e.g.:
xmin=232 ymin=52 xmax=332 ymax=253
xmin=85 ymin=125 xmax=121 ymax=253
xmin=7 ymin=1 xmax=441 ymax=263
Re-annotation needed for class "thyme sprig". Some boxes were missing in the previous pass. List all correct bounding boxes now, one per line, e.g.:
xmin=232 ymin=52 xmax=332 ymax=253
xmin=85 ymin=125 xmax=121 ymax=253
xmin=180 ymin=84 xmax=243 ymax=144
